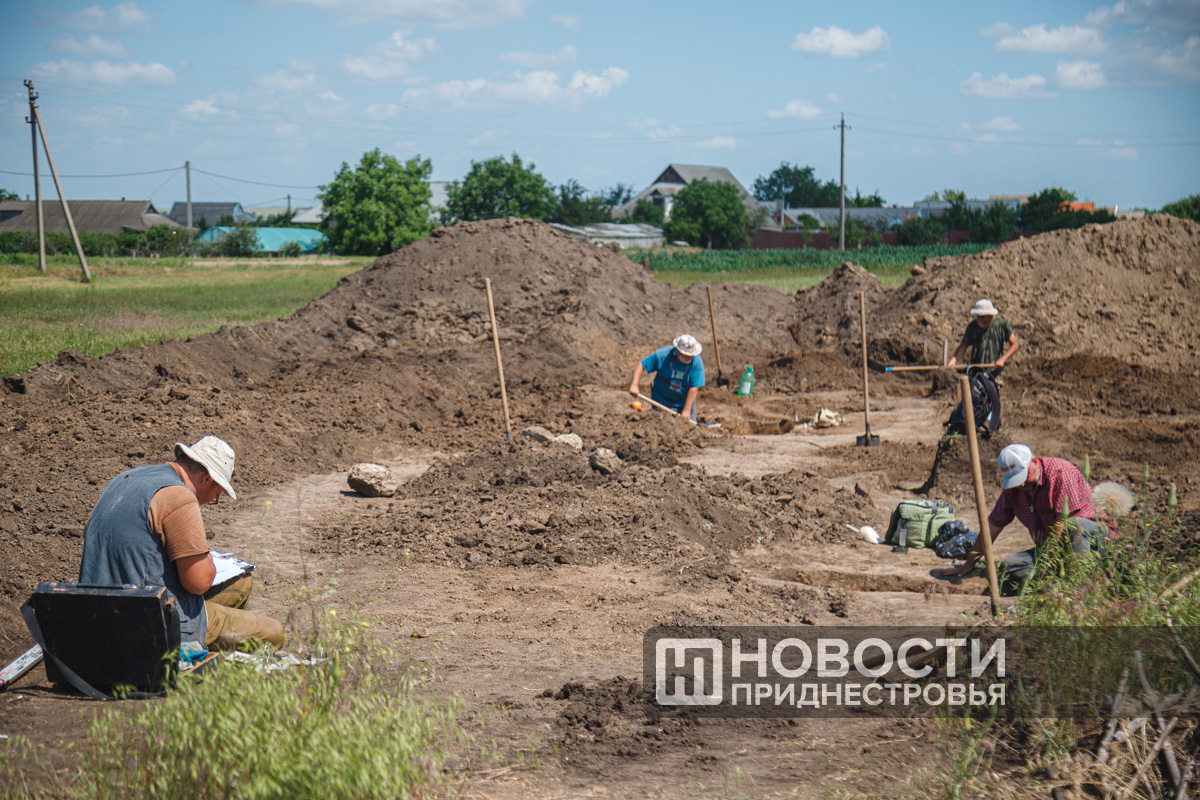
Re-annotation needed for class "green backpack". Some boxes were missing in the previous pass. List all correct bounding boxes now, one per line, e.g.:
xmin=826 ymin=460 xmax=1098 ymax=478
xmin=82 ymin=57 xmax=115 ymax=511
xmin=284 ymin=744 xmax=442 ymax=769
xmin=884 ymin=499 xmax=956 ymax=551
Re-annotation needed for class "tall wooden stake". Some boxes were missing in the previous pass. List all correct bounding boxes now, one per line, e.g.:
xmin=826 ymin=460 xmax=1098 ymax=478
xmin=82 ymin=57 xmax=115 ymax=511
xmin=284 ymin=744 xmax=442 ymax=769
xmin=485 ymin=278 xmax=512 ymax=441
xmin=856 ymin=291 xmax=878 ymax=446
xmin=25 ymin=81 xmax=45 ymax=275
xmin=960 ymin=374 xmax=1002 ymax=614
xmin=27 ymin=83 xmax=90 ymax=282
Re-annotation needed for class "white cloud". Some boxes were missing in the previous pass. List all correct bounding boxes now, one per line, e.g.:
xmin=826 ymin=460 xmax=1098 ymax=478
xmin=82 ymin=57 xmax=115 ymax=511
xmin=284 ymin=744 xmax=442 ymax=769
xmin=1080 ymin=137 xmax=1139 ymax=160
xmin=976 ymin=132 xmax=999 ymax=143
xmin=1153 ymin=35 xmax=1200 ymax=80
xmin=825 ymin=92 xmax=843 ymax=104
xmin=286 ymin=58 xmax=321 ymax=72
xmin=344 ymin=30 xmax=438 ymax=81
xmin=551 ymin=14 xmax=579 ymax=29
xmin=980 ymin=115 xmax=1023 ymax=132
xmin=275 ymin=123 xmax=299 ymax=137
xmin=592 ymin=131 xmax=612 ymax=139
xmin=61 ymin=2 xmax=153 ymax=33
xmin=403 ymin=67 xmax=627 ymax=109
xmin=1056 ymin=59 xmax=1106 ymax=89
xmin=981 ymin=22 xmax=1014 ymax=37
xmin=862 ymin=61 xmax=887 ymax=75
xmin=365 ymin=102 xmax=400 ymax=119
xmin=767 ymin=99 xmax=823 ymax=119
xmin=960 ymin=71 xmax=1054 ymax=98
xmin=632 ymin=118 xmax=684 ymax=140
xmin=29 ymin=59 xmax=176 ymax=86
xmin=320 ymin=91 xmax=344 ymax=102
xmin=886 ymin=91 xmax=899 ymax=104
xmin=697 ymin=136 xmax=735 ymax=149
xmin=993 ymin=24 xmax=1105 ymax=55
xmin=258 ymin=70 xmax=317 ymax=90
xmin=950 ymin=141 xmax=970 ymax=154
xmin=181 ymin=99 xmax=219 ymax=117
xmin=263 ymin=0 xmax=528 ymax=29
xmin=50 ymin=34 xmax=128 ymax=59
xmin=791 ymin=25 xmax=890 ymax=58
xmin=499 ymin=45 xmax=576 ymax=68
xmin=1086 ymin=0 xmax=1198 ymax=28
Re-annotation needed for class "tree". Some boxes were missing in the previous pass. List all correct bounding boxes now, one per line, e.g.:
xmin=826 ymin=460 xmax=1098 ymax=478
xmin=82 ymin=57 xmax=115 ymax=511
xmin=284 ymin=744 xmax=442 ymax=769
xmin=318 ymin=147 xmax=434 ymax=255
xmin=1161 ymin=194 xmax=1200 ymax=222
xmin=441 ymin=153 xmax=557 ymax=224
xmin=627 ymin=198 xmax=664 ymax=227
xmin=896 ymin=216 xmax=945 ymax=246
xmin=663 ymin=179 xmax=757 ymax=249
xmin=1020 ymin=187 xmax=1077 ymax=231
xmin=752 ymin=162 xmax=840 ymax=207
xmin=848 ymin=189 xmax=886 ymax=208
xmin=600 ymin=183 xmax=635 ymax=207
xmin=219 ymin=226 xmax=259 ymax=257
xmin=552 ymin=179 xmax=612 ymax=226
xmin=0 ymin=188 xmax=18 ymax=201
xmin=942 ymin=192 xmax=977 ymax=231
xmin=975 ymin=203 xmax=1020 ymax=243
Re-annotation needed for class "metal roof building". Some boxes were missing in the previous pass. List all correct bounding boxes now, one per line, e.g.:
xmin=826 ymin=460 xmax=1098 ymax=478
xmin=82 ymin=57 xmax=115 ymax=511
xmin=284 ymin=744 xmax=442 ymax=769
xmin=0 ymin=200 xmax=180 ymax=235
xmin=197 ymin=226 xmax=328 ymax=253
xmin=166 ymin=201 xmax=254 ymax=228
xmin=547 ymin=222 xmax=665 ymax=249
xmin=614 ymin=164 xmax=757 ymax=222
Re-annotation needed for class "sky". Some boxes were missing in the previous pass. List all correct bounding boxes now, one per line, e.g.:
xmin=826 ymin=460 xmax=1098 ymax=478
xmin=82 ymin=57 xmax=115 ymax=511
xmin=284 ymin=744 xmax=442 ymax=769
xmin=1 ymin=0 xmax=1198 ymax=213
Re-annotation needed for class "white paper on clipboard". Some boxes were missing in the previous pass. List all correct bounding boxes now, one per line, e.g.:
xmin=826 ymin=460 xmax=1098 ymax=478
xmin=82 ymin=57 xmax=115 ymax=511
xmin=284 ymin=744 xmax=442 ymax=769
xmin=210 ymin=550 xmax=256 ymax=585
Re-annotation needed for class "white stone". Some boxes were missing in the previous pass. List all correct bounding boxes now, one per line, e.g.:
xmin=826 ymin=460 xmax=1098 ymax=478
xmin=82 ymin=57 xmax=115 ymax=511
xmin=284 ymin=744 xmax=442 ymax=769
xmin=348 ymin=463 xmax=397 ymax=497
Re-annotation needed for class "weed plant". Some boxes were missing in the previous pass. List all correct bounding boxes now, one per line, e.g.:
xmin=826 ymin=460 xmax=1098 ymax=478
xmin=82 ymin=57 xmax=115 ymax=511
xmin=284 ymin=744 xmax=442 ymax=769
xmin=2 ymin=605 xmax=463 ymax=799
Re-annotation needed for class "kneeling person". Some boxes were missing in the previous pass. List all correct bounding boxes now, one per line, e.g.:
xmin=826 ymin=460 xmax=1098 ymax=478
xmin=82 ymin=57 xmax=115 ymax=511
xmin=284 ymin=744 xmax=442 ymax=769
xmin=79 ymin=435 xmax=284 ymax=651
xmin=630 ymin=334 xmax=706 ymax=422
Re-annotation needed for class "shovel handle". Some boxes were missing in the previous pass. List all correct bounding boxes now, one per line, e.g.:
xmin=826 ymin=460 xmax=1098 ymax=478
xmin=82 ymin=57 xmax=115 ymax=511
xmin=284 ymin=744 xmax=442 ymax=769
xmin=637 ymin=393 xmax=697 ymax=426
xmin=877 ymin=362 xmax=997 ymax=372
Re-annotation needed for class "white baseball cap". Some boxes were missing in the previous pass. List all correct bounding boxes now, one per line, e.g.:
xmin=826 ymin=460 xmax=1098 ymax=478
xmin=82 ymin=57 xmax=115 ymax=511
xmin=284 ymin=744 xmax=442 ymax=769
xmin=673 ymin=334 xmax=702 ymax=357
xmin=175 ymin=435 xmax=237 ymax=500
xmin=998 ymin=444 xmax=1034 ymax=490
xmin=970 ymin=298 xmax=999 ymax=317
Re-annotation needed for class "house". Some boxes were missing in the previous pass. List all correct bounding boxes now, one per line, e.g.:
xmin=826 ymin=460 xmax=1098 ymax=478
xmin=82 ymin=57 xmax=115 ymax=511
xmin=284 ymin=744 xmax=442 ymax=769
xmin=0 ymin=199 xmax=181 ymax=235
xmin=774 ymin=206 xmax=919 ymax=231
xmin=547 ymin=222 xmax=665 ymax=249
xmin=290 ymin=203 xmax=325 ymax=225
xmin=196 ymin=226 xmax=328 ymax=253
xmin=166 ymin=201 xmax=254 ymax=228
xmin=913 ymin=198 xmax=1022 ymax=219
xmin=614 ymin=164 xmax=757 ymax=222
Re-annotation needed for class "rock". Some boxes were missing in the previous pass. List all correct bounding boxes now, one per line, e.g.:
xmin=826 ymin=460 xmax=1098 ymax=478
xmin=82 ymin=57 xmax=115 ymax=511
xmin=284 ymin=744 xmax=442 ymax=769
xmin=911 ymin=264 xmax=926 ymax=275
xmin=552 ymin=433 xmax=584 ymax=450
xmin=347 ymin=463 xmax=397 ymax=497
xmin=589 ymin=447 xmax=623 ymax=475
xmin=522 ymin=426 xmax=555 ymax=444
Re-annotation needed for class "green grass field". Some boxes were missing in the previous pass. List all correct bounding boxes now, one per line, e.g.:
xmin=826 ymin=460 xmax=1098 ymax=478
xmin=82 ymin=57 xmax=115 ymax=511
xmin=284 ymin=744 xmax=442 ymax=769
xmin=0 ymin=255 xmax=369 ymax=376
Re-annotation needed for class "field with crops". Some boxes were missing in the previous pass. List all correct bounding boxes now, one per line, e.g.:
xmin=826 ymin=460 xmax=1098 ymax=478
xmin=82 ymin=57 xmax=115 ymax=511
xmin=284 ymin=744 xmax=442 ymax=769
xmin=628 ymin=243 xmax=994 ymax=272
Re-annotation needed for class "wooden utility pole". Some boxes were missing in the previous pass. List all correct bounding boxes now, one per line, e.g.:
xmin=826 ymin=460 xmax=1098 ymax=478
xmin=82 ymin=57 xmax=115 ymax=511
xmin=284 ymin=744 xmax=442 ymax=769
xmin=25 ymin=81 xmax=91 ymax=282
xmin=25 ymin=82 xmax=45 ymax=275
xmin=837 ymin=113 xmax=848 ymax=251
xmin=185 ymin=160 xmax=192 ymax=230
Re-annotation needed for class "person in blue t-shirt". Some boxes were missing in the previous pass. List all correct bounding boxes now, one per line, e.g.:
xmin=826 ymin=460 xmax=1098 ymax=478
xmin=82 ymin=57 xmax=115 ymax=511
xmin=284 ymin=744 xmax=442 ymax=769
xmin=629 ymin=334 xmax=706 ymax=422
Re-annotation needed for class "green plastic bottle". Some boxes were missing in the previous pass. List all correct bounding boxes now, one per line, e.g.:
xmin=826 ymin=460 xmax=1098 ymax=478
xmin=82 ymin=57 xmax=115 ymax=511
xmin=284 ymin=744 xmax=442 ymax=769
xmin=737 ymin=365 xmax=755 ymax=397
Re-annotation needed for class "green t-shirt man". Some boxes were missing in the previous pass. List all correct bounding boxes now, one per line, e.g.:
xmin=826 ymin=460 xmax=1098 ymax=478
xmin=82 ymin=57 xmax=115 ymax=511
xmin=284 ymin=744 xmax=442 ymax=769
xmin=946 ymin=298 xmax=1019 ymax=379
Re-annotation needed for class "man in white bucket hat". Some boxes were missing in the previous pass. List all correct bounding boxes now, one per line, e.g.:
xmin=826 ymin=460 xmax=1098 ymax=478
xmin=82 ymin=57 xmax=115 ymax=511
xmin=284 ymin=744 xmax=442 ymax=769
xmin=629 ymin=334 xmax=706 ymax=422
xmin=79 ymin=435 xmax=283 ymax=651
xmin=945 ymin=298 xmax=1019 ymax=384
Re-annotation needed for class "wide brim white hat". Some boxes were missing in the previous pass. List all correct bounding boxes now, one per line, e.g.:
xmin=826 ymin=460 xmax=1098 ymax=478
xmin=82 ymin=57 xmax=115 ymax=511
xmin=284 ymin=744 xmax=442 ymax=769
xmin=970 ymin=298 xmax=999 ymax=317
xmin=175 ymin=435 xmax=237 ymax=500
xmin=673 ymin=334 xmax=702 ymax=357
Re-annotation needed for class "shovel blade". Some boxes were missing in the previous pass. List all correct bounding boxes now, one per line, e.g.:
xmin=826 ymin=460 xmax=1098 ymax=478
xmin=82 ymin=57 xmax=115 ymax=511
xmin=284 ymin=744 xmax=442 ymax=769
xmin=856 ymin=433 xmax=880 ymax=447
xmin=716 ymin=370 xmax=730 ymax=388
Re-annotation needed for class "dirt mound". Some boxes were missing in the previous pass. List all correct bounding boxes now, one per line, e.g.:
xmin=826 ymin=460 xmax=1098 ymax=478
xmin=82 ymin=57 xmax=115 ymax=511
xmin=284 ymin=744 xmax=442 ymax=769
xmin=790 ymin=262 xmax=886 ymax=350
xmin=884 ymin=216 xmax=1199 ymax=371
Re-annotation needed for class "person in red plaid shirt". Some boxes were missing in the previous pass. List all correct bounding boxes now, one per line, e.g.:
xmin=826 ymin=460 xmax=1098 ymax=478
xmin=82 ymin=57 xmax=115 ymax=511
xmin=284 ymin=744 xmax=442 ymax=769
xmin=942 ymin=444 xmax=1108 ymax=591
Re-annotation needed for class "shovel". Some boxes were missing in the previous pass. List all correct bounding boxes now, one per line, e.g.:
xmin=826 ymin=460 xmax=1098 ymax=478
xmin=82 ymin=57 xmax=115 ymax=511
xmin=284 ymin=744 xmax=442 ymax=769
xmin=868 ymin=360 xmax=996 ymax=373
xmin=637 ymin=393 xmax=698 ymax=426
xmin=706 ymin=286 xmax=730 ymax=388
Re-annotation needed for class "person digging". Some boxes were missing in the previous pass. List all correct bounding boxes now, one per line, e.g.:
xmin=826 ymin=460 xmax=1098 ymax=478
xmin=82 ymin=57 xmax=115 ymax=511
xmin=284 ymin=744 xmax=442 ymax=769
xmin=945 ymin=298 xmax=1019 ymax=384
xmin=940 ymin=444 xmax=1109 ymax=594
xmin=629 ymin=334 xmax=706 ymax=422
xmin=79 ymin=435 xmax=285 ymax=651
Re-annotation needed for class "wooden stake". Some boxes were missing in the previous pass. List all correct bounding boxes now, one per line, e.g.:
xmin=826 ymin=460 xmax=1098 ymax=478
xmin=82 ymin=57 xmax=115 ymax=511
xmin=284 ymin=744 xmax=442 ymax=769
xmin=856 ymin=292 xmax=878 ymax=446
xmin=29 ymin=91 xmax=90 ymax=282
xmin=484 ymin=278 xmax=512 ymax=441
xmin=960 ymin=374 xmax=1002 ymax=614
xmin=705 ymin=286 xmax=724 ymax=377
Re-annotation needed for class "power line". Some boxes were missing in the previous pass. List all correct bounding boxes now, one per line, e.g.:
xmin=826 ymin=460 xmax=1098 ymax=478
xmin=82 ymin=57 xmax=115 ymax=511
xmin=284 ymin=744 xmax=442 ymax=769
xmin=0 ymin=166 xmax=182 ymax=178
xmin=190 ymin=167 xmax=318 ymax=190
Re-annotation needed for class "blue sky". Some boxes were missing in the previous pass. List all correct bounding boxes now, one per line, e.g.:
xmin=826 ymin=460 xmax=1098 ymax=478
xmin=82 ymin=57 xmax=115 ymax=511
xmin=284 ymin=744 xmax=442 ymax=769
xmin=1 ymin=0 xmax=1197 ymax=212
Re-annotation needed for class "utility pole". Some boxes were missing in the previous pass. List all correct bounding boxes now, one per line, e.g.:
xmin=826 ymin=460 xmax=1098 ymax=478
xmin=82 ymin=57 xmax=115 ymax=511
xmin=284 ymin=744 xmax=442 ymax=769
xmin=26 ymin=81 xmax=90 ymax=282
xmin=185 ymin=160 xmax=192 ymax=230
xmin=837 ymin=113 xmax=849 ymax=251
xmin=287 ymin=193 xmax=291 ymax=212
xmin=25 ymin=82 xmax=45 ymax=275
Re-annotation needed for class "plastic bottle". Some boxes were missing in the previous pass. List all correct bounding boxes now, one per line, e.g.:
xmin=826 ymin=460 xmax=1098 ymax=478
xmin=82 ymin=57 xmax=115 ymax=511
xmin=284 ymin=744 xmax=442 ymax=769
xmin=737 ymin=365 xmax=755 ymax=397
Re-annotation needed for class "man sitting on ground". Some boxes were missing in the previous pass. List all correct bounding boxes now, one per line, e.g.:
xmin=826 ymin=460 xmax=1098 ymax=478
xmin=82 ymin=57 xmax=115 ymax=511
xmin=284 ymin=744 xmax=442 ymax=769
xmin=942 ymin=444 xmax=1108 ymax=592
xmin=629 ymin=334 xmax=706 ymax=422
xmin=79 ymin=435 xmax=284 ymax=650
xmin=945 ymin=298 xmax=1019 ymax=384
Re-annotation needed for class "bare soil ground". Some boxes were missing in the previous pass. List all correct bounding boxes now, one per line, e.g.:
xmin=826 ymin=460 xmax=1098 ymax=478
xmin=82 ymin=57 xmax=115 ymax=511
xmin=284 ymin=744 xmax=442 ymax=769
xmin=2 ymin=216 xmax=1198 ymax=798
